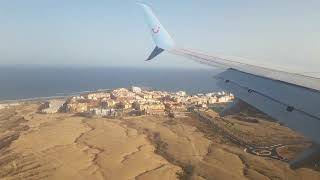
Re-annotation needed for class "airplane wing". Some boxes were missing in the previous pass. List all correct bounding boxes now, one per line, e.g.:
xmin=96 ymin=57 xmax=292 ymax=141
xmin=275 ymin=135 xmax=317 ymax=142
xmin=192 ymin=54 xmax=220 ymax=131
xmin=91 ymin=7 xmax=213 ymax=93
xmin=139 ymin=3 xmax=320 ymax=168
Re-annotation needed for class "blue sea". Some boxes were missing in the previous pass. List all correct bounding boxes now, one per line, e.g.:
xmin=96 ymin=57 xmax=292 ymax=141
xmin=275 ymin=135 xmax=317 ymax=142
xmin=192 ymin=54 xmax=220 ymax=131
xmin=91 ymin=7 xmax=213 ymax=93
xmin=0 ymin=66 xmax=222 ymax=101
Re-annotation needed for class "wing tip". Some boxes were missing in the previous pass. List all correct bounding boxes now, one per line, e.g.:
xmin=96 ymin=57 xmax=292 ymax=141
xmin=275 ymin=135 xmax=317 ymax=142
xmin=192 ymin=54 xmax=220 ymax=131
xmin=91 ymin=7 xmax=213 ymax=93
xmin=136 ymin=2 xmax=149 ymax=8
xmin=146 ymin=46 xmax=164 ymax=61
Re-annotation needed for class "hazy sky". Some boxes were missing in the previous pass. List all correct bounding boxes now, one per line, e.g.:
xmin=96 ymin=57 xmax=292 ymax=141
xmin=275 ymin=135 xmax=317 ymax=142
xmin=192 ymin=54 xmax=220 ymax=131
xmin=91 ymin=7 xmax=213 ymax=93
xmin=0 ymin=0 xmax=319 ymax=72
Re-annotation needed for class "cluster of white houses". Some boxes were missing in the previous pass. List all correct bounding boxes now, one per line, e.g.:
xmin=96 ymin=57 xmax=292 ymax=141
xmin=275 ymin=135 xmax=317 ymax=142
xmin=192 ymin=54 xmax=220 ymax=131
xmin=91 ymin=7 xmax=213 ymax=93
xmin=43 ymin=87 xmax=234 ymax=117
xmin=0 ymin=103 xmax=20 ymax=110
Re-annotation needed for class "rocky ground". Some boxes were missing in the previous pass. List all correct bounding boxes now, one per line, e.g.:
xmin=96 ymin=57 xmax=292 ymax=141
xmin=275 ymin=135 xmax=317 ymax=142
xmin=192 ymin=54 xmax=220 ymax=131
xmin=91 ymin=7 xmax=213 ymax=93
xmin=0 ymin=103 xmax=319 ymax=180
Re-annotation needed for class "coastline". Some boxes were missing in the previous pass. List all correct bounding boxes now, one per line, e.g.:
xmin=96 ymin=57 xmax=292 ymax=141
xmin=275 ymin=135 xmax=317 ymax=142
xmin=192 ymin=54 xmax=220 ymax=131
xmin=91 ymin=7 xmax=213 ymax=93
xmin=0 ymin=89 xmax=112 ymax=104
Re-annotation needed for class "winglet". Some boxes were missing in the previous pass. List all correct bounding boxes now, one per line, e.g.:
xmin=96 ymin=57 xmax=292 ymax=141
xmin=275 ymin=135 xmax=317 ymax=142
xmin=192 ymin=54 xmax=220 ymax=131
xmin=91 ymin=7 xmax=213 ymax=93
xmin=138 ymin=3 xmax=175 ymax=60
xmin=146 ymin=46 xmax=164 ymax=61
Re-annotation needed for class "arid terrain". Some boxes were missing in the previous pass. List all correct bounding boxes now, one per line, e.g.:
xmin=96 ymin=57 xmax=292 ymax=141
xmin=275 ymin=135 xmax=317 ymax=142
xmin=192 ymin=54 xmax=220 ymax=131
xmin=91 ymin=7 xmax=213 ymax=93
xmin=0 ymin=103 xmax=320 ymax=180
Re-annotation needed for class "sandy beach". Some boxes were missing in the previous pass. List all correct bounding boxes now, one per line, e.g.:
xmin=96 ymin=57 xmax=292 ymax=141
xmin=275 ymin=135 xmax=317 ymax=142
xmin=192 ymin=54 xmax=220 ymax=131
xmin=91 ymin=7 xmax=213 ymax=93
xmin=0 ymin=103 xmax=320 ymax=180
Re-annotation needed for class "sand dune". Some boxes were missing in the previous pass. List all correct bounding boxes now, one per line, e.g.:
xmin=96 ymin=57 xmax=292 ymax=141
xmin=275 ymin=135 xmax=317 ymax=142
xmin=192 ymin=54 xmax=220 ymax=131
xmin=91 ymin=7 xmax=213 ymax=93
xmin=0 ymin=104 xmax=180 ymax=180
xmin=77 ymin=119 xmax=181 ymax=180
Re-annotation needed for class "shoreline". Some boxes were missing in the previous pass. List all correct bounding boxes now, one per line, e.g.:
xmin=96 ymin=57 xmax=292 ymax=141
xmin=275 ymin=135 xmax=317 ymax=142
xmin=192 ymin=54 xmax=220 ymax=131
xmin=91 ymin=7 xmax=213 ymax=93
xmin=0 ymin=88 xmax=112 ymax=104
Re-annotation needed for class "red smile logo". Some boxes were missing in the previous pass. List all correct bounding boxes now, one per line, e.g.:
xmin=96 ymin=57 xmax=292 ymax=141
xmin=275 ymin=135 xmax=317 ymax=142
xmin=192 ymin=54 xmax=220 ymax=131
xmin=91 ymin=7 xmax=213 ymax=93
xmin=152 ymin=26 xmax=160 ymax=34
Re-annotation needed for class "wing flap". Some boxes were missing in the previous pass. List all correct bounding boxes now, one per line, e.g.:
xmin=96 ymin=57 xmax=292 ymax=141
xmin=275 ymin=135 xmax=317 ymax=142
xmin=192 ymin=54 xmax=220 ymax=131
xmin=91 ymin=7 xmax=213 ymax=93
xmin=216 ymin=69 xmax=320 ymax=144
xmin=216 ymin=69 xmax=320 ymax=168
xmin=217 ymin=69 xmax=320 ymax=119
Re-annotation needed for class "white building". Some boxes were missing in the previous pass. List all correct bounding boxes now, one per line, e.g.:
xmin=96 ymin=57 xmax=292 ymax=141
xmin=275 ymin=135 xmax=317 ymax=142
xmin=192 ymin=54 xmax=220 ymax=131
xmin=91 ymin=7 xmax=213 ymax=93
xmin=132 ymin=86 xmax=142 ymax=93
xmin=176 ymin=91 xmax=187 ymax=96
xmin=205 ymin=93 xmax=215 ymax=97
xmin=208 ymin=97 xmax=218 ymax=104
xmin=91 ymin=108 xmax=117 ymax=116
xmin=42 ymin=100 xmax=65 ymax=114
xmin=217 ymin=96 xmax=233 ymax=103
xmin=87 ymin=92 xmax=110 ymax=100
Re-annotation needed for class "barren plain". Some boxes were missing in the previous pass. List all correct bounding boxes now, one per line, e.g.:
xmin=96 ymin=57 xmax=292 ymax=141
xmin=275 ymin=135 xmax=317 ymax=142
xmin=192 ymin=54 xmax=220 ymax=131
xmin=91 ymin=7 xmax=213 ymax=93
xmin=0 ymin=103 xmax=319 ymax=180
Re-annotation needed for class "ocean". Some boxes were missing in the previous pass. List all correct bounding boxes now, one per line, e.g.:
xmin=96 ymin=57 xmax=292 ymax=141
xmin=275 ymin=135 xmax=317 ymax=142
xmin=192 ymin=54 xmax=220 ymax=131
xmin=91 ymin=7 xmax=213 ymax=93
xmin=0 ymin=66 xmax=222 ymax=101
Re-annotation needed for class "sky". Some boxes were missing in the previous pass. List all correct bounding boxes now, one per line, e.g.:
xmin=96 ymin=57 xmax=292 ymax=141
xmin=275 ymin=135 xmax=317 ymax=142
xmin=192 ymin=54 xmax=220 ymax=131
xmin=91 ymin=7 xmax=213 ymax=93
xmin=0 ymin=0 xmax=319 ymax=72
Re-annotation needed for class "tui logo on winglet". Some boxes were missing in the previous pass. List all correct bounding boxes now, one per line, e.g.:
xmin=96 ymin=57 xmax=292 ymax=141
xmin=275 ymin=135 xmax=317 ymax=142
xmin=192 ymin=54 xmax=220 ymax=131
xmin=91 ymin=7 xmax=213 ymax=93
xmin=152 ymin=26 xmax=160 ymax=34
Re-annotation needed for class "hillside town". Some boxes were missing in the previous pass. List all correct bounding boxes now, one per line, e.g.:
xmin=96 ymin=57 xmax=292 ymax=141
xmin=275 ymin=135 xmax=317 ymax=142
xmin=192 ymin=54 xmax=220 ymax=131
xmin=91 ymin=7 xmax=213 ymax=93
xmin=41 ymin=87 xmax=234 ymax=117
